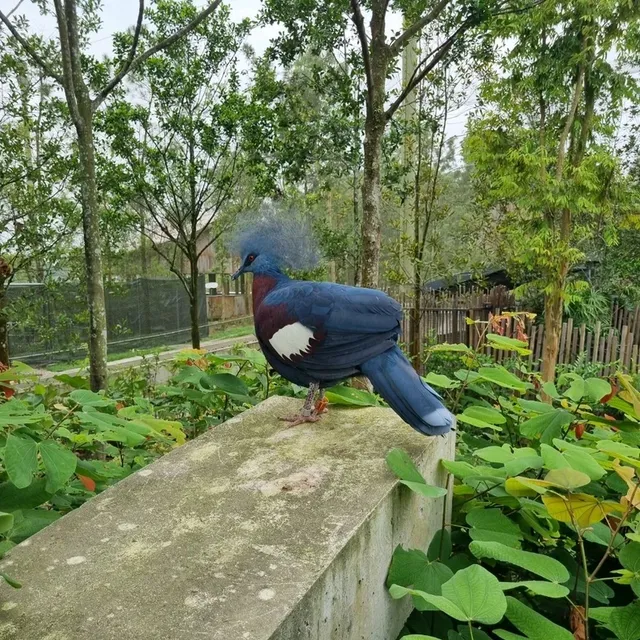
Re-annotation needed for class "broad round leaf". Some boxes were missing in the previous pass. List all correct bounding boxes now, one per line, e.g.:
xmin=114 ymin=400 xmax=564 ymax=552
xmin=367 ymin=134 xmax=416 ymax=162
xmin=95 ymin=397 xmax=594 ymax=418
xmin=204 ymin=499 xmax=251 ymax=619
xmin=542 ymin=493 xmax=621 ymax=527
xmin=469 ymin=541 xmax=569 ymax=583
xmin=39 ymin=440 xmax=78 ymax=494
xmin=441 ymin=564 xmax=507 ymax=624
xmin=544 ymin=468 xmax=591 ymax=490
xmin=4 ymin=433 xmax=38 ymax=489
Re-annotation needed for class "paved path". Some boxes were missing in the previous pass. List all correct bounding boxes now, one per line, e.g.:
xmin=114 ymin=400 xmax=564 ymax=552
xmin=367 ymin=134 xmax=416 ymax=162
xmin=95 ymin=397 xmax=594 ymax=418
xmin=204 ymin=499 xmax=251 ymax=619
xmin=37 ymin=332 xmax=258 ymax=380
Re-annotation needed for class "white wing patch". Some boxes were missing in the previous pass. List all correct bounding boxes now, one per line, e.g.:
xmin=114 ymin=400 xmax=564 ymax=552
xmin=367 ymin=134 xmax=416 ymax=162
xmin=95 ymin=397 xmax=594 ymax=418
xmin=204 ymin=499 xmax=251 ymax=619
xmin=269 ymin=322 xmax=315 ymax=360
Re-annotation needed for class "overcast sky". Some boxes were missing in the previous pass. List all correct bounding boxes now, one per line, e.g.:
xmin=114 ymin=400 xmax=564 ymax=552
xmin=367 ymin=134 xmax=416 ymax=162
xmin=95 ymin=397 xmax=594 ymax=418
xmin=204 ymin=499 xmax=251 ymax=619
xmin=5 ymin=0 xmax=471 ymax=140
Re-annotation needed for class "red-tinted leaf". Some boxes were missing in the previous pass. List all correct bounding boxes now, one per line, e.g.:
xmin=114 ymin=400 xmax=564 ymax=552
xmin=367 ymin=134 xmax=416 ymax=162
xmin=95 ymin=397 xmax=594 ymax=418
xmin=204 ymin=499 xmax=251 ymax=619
xmin=77 ymin=475 xmax=96 ymax=492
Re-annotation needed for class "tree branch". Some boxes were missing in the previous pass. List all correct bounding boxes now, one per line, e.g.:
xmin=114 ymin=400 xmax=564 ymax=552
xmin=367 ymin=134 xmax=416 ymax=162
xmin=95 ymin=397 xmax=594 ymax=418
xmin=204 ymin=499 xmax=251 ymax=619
xmin=92 ymin=0 xmax=223 ymax=110
xmin=385 ymin=27 xmax=461 ymax=121
xmin=388 ymin=0 xmax=452 ymax=56
xmin=556 ymin=65 xmax=585 ymax=181
xmin=0 ymin=10 xmax=64 ymax=84
xmin=93 ymin=0 xmax=145 ymax=110
xmin=52 ymin=0 xmax=82 ymax=127
xmin=349 ymin=0 xmax=373 ymax=109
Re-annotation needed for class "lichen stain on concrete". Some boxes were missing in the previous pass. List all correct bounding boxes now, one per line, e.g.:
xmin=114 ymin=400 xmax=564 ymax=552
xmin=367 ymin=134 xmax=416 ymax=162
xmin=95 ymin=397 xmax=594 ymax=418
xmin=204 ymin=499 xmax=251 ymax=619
xmin=258 ymin=588 xmax=275 ymax=601
xmin=204 ymin=479 xmax=231 ymax=495
xmin=266 ymin=428 xmax=313 ymax=443
xmin=66 ymin=556 xmax=86 ymax=566
xmin=1 ymin=603 xmax=16 ymax=611
xmin=245 ymin=465 xmax=329 ymax=497
xmin=0 ymin=623 xmax=17 ymax=639
xmin=117 ymin=523 xmax=138 ymax=532
xmin=188 ymin=441 xmax=221 ymax=462
xmin=236 ymin=451 xmax=284 ymax=480
xmin=184 ymin=591 xmax=216 ymax=608
xmin=138 ymin=468 xmax=153 ymax=477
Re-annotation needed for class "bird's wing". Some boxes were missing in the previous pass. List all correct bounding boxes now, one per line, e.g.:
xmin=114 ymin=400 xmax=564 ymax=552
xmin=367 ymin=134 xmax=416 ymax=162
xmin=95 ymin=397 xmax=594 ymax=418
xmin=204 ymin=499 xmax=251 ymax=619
xmin=255 ymin=281 xmax=402 ymax=378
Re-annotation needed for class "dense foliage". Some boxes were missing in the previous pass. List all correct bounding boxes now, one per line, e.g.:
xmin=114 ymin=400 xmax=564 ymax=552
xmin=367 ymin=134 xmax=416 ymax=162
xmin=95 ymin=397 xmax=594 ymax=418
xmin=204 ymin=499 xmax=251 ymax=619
xmin=387 ymin=330 xmax=640 ymax=640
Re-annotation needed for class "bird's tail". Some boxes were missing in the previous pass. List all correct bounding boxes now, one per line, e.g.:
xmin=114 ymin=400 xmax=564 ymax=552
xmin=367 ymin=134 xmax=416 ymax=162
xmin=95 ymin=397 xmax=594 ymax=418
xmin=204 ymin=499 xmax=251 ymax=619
xmin=360 ymin=345 xmax=454 ymax=436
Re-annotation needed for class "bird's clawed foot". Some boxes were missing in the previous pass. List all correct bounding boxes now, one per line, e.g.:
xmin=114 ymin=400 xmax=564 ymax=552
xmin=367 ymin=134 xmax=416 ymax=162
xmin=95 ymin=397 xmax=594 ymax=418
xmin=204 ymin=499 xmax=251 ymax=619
xmin=279 ymin=412 xmax=323 ymax=427
xmin=279 ymin=385 xmax=328 ymax=427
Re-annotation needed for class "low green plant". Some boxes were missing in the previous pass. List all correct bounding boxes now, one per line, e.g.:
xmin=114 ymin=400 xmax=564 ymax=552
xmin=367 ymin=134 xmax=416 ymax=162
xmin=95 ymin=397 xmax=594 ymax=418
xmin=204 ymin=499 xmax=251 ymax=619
xmin=387 ymin=338 xmax=640 ymax=640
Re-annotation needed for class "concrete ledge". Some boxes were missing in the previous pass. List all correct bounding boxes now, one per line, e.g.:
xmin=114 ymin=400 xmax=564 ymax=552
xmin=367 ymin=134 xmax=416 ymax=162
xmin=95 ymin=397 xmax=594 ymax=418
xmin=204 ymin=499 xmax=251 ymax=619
xmin=0 ymin=396 xmax=454 ymax=640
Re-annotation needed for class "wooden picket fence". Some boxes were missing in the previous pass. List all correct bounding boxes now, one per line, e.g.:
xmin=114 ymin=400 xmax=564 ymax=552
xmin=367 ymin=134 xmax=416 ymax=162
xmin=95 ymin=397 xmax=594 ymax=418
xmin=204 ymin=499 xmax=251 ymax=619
xmin=396 ymin=286 xmax=640 ymax=375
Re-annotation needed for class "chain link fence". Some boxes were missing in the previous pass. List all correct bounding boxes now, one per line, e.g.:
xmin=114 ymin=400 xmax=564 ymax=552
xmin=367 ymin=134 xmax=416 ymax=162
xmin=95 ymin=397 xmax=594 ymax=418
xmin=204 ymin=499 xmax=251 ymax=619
xmin=8 ymin=277 xmax=208 ymax=366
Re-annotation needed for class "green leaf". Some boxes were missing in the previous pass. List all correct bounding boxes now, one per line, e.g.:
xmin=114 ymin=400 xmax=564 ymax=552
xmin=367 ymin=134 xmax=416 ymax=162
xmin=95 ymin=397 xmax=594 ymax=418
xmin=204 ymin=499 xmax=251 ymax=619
xmin=478 ymin=367 xmax=530 ymax=392
xmin=53 ymin=374 xmax=90 ymax=389
xmin=386 ymin=449 xmax=425 ymax=484
xmin=474 ymin=446 xmax=513 ymax=464
xmin=610 ymin=601 xmax=640 ymax=640
xmin=464 ymin=406 xmax=506 ymax=425
xmin=9 ymin=509 xmax=61 ymax=542
xmin=585 ymin=378 xmax=612 ymax=403
xmin=39 ymin=440 xmax=77 ymax=493
xmin=544 ymin=468 xmax=591 ymax=490
xmin=391 ymin=565 xmax=507 ymax=624
xmin=457 ymin=412 xmax=502 ymax=430
xmin=430 ymin=343 xmax=471 ymax=353
xmin=552 ymin=440 xmax=605 ymax=480
xmin=69 ymin=389 xmax=114 ymax=407
xmin=428 ymin=529 xmax=452 ymax=562
xmin=201 ymin=372 xmax=250 ymax=398
xmin=4 ymin=433 xmax=38 ymax=489
xmin=324 ymin=385 xmax=378 ymax=406
xmin=424 ymin=372 xmax=460 ymax=389
xmin=469 ymin=541 xmax=569 ymax=583
xmin=440 ymin=564 xmax=507 ymax=624
xmin=499 ymin=581 xmax=569 ymax=598
xmin=0 ymin=478 xmax=51 ymax=510
xmin=518 ymin=399 xmax=555 ymax=414
xmin=0 ymin=573 xmax=21 ymax=589
xmin=441 ymin=460 xmax=477 ymax=479
xmin=466 ymin=508 xmax=523 ymax=548
xmin=619 ymin=542 xmax=640 ymax=597
xmin=401 ymin=636 xmax=440 ymax=640
xmin=400 ymin=481 xmax=448 ymax=498
xmin=562 ymin=376 xmax=585 ymax=402
xmin=0 ymin=512 xmax=14 ymax=534
xmin=486 ymin=334 xmax=531 ymax=355
xmin=520 ymin=410 xmax=573 ymax=441
xmin=504 ymin=597 xmax=573 ymax=640
xmin=494 ymin=631 xmax=528 ymax=640
xmin=542 ymin=382 xmax=561 ymax=399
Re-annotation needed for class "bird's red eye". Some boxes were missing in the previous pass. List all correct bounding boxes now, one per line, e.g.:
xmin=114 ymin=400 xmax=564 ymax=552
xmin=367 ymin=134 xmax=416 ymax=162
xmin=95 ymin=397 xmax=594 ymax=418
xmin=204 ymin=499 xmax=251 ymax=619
xmin=247 ymin=254 xmax=255 ymax=263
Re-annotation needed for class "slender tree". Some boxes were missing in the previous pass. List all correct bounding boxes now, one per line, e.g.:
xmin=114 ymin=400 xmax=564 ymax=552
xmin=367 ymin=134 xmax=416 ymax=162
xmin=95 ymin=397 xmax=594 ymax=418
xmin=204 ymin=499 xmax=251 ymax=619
xmin=465 ymin=0 xmax=640 ymax=381
xmin=0 ymin=31 xmax=77 ymax=364
xmin=0 ymin=0 xmax=224 ymax=389
xmin=263 ymin=0 xmax=541 ymax=287
xmin=104 ymin=1 xmax=250 ymax=349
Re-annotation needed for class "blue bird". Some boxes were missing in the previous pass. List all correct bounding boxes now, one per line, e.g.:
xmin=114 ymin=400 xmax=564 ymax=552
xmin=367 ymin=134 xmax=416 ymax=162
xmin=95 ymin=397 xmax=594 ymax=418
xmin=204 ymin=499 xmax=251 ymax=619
xmin=231 ymin=225 xmax=454 ymax=436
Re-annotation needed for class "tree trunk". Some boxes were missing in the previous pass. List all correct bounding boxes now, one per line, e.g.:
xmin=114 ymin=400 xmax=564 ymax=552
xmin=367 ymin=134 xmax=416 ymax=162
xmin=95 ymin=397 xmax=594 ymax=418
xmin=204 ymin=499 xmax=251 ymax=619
xmin=410 ymin=280 xmax=422 ymax=373
xmin=76 ymin=115 xmax=108 ymax=391
xmin=359 ymin=15 xmax=388 ymax=290
xmin=189 ymin=257 xmax=201 ymax=349
xmin=0 ymin=289 xmax=9 ymax=366
xmin=541 ymin=280 xmax=564 ymax=383
xmin=360 ymin=112 xmax=385 ymax=289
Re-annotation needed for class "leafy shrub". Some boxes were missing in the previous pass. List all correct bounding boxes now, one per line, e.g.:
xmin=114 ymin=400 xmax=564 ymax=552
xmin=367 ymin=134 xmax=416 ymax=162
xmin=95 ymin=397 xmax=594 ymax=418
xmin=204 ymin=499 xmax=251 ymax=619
xmin=387 ymin=339 xmax=640 ymax=640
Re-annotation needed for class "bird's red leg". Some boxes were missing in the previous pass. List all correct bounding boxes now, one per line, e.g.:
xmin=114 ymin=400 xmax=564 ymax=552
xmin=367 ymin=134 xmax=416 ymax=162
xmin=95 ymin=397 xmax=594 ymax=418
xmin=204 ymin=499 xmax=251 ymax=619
xmin=280 ymin=383 xmax=324 ymax=426
xmin=315 ymin=391 xmax=328 ymax=415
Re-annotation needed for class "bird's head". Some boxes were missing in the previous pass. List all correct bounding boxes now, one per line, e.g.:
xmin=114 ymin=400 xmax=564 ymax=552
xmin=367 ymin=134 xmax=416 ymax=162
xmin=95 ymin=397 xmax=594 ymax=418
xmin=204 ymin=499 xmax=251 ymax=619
xmin=232 ymin=250 xmax=280 ymax=280
xmin=230 ymin=213 xmax=319 ymax=280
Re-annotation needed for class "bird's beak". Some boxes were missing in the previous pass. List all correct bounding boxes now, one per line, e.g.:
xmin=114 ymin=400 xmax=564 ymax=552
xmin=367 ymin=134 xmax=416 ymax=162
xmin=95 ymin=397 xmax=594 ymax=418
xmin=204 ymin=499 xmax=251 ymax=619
xmin=231 ymin=267 xmax=243 ymax=281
